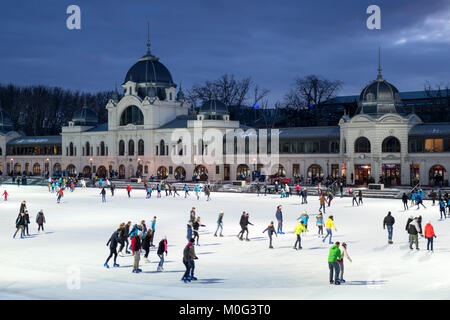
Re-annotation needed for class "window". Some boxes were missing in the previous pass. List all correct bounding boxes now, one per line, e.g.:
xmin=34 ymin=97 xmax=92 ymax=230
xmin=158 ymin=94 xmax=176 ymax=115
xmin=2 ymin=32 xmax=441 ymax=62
xmin=85 ymin=142 xmax=90 ymax=156
xmin=100 ymin=142 xmax=105 ymax=156
xmin=128 ymin=140 xmax=135 ymax=156
xmin=160 ymin=140 xmax=166 ymax=156
xmin=354 ymin=137 xmax=371 ymax=153
xmin=119 ymin=140 xmax=125 ymax=156
xmin=382 ymin=136 xmax=401 ymax=153
xmin=330 ymin=141 xmax=340 ymax=153
xmin=138 ymin=139 xmax=144 ymax=156
xmin=425 ymin=139 xmax=444 ymax=152
xmin=120 ymin=105 xmax=144 ymax=126
xmin=69 ymin=142 xmax=74 ymax=156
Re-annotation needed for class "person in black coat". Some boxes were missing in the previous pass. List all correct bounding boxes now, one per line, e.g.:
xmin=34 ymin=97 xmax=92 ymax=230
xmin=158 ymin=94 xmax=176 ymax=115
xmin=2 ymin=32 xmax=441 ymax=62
xmin=157 ymin=236 xmax=168 ymax=271
xmin=105 ymin=229 xmax=120 ymax=268
xmin=237 ymin=212 xmax=253 ymax=241
xmin=100 ymin=188 xmax=106 ymax=203
xmin=118 ymin=223 xmax=127 ymax=255
xmin=23 ymin=210 xmax=30 ymax=236
xmin=383 ymin=211 xmax=395 ymax=244
xmin=123 ymin=221 xmax=131 ymax=254
xmin=192 ymin=217 xmax=206 ymax=245
xmin=13 ymin=212 xmax=26 ymax=238
xmin=142 ymin=230 xmax=153 ymax=262
xmin=402 ymin=193 xmax=409 ymax=210
xmin=263 ymin=221 xmax=277 ymax=248
xmin=19 ymin=201 xmax=27 ymax=214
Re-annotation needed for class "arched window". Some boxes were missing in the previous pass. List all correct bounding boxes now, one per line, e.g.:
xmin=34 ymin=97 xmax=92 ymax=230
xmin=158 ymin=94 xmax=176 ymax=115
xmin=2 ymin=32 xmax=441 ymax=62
xmin=237 ymin=164 xmax=250 ymax=181
xmin=138 ymin=139 xmax=144 ymax=156
xmin=157 ymin=166 xmax=168 ymax=179
xmin=307 ymin=164 xmax=324 ymax=179
xmin=119 ymin=140 xmax=125 ymax=156
xmin=382 ymin=136 xmax=401 ymax=153
xmin=128 ymin=140 xmax=135 ymax=156
xmin=120 ymin=105 xmax=144 ymax=126
xmin=271 ymin=164 xmax=286 ymax=178
xmin=100 ymin=141 xmax=105 ymax=156
xmin=354 ymin=137 xmax=371 ymax=153
xmin=69 ymin=142 xmax=74 ymax=156
xmin=85 ymin=142 xmax=90 ymax=156
xmin=174 ymin=166 xmax=186 ymax=181
xmin=159 ymin=140 xmax=165 ymax=156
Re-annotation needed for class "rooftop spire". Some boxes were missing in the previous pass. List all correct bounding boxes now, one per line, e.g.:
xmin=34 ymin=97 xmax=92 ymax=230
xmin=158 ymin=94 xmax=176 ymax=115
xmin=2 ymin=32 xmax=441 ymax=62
xmin=146 ymin=21 xmax=151 ymax=55
xmin=377 ymin=47 xmax=383 ymax=80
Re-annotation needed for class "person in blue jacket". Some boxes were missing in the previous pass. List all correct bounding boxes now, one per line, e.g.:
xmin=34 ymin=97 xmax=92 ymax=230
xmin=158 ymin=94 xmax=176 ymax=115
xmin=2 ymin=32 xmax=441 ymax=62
xmin=263 ymin=221 xmax=277 ymax=249
xmin=275 ymin=205 xmax=284 ymax=234
xmin=150 ymin=216 xmax=157 ymax=247
xmin=194 ymin=185 xmax=200 ymax=200
xmin=184 ymin=184 xmax=190 ymax=198
xmin=157 ymin=184 xmax=161 ymax=198
xmin=439 ymin=198 xmax=447 ymax=219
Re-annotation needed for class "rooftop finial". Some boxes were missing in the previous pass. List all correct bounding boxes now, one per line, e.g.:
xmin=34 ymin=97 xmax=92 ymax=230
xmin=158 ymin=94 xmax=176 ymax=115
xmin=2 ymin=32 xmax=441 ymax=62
xmin=377 ymin=47 xmax=383 ymax=80
xmin=146 ymin=21 xmax=151 ymax=55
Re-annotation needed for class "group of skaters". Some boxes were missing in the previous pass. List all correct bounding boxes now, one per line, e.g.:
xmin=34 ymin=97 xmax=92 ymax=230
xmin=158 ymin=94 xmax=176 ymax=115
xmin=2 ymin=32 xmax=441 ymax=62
xmin=13 ymin=200 xmax=46 ymax=238
xmin=104 ymin=217 xmax=168 ymax=273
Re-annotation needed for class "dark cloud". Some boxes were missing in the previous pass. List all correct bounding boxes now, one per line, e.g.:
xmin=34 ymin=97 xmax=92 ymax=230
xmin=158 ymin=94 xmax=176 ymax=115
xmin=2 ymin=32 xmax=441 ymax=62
xmin=0 ymin=0 xmax=448 ymax=102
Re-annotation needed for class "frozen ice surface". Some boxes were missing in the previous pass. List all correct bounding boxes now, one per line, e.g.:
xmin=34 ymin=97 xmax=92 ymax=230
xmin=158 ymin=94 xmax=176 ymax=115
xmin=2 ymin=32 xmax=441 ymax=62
xmin=0 ymin=185 xmax=449 ymax=299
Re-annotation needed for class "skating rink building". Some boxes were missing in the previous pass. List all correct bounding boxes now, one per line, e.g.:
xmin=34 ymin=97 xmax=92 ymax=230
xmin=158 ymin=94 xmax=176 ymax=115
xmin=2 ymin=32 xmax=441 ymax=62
xmin=0 ymin=43 xmax=449 ymax=187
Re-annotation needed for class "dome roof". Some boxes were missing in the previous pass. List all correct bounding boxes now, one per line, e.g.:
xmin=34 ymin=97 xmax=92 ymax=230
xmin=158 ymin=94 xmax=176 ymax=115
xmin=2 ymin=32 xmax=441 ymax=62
xmin=199 ymin=98 xmax=229 ymax=115
xmin=72 ymin=106 xmax=98 ymax=126
xmin=0 ymin=106 xmax=14 ymax=133
xmin=355 ymin=69 xmax=406 ymax=116
xmin=124 ymin=51 xmax=174 ymax=86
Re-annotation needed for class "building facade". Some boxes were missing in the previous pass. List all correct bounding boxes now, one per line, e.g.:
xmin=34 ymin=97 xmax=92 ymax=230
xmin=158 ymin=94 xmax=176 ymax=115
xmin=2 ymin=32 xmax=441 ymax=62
xmin=1 ymin=43 xmax=449 ymax=187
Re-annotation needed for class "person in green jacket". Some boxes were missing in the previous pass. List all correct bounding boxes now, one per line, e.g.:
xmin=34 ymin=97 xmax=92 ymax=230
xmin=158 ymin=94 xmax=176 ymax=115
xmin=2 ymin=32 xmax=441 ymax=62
xmin=293 ymin=221 xmax=307 ymax=250
xmin=328 ymin=242 xmax=342 ymax=285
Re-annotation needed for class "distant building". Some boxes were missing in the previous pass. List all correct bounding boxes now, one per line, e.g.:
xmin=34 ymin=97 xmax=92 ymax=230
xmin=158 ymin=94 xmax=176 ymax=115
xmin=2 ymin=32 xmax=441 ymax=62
xmin=0 ymin=41 xmax=448 ymax=187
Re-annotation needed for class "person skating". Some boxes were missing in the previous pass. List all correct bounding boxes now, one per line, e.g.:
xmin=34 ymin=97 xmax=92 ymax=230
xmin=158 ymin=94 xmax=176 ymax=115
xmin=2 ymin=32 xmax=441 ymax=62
xmin=352 ymin=192 xmax=358 ymax=206
xmin=131 ymin=231 xmax=142 ymax=273
xmin=337 ymin=242 xmax=352 ymax=283
xmin=2 ymin=190 xmax=8 ymax=201
xmin=192 ymin=217 xmax=206 ymax=245
xmin=187 ymin=237 xmax=199 ymax=281
xmin=237 ymin=212 xmax=253 ymax=241
xmin=293 ymin=221 xmax=307 ymax=250
xmin=275 ymin=205 xmax=284 ymax=234
xmin=105 ymin=229 xmax=121 ymax=268
xmin=23 ymin=210 xmax=30 ymax=236
xmin=430 ymin=190 xmax=437 ymax=206
xmin=110 ymin=183 xmax=115 ymax=197
xmin=184 ymin=184 xmax=190 ymax=198
xmin=124 ymin=221 xmax=132 ymax=254
xmin=204 ymin=185 xmax=211 ymax=201
xmin=156 ymin=184 xmax=161 ymax=198
xmin=383 ymin=211 xmax=395 ymax=244
xmin=262 ymin=221 xmax=277 ymax=249
xmin=157 ymin=236 xmax=168 ymax=271
xmin=146 ymin=185 xmax=153 ymax=199
xmin=298 ymin=210 xmax=309 ymax=232
xmin=142 ymin=230 xmax=153 ymax=262
xmin=323 ymin=215 xmax=337 ymax=244
xmin=319 ymin=194 xmax=326 ymax=213
xmin=358 ymin=190 xmax=363 ymax=205
xmin=328 ymin=241 xmax=342 ymax=285
xmin=182 ymin=238 xmax=197 ymax=283
xmin=150 ymin=216 xmax=157 ymax=247
xmin=126 ymin=184 xmax=132 ymax=198
xmin=407 ymin=217 xmax=421 ymax=250
xmin=117 ymin=222 xmax=127 ymax=256
xmin=327 ymin=190 xmax=333 ymax=207
xmin=36 ymin=210 xmax=45 ymax=232
xmin=173 ymin=185 xmax=180 ymax=197
xmin=424 ymin=221 xmax=436 ymax=252
xmin=402 ymin=193 xmax=409 ymax=210
xmin=100 ymin=187 xmax=106 ymax=203
xmin=13 ymin=212 xmax=26 ymax=239
xmin=189 ymin=207 xmax=196 ymax=224
xmin=416 ymin=189 xmax=426 ymax=209
xmin=57 ymin=188 xmax=63 ymax=203
xmin=316 ymin=211 xmax=324 ymax=238
xmin=194 ymin=185 xmax=200 ymax=200
xmin=439 ymin=198 xmax=447 ymax=219
xmin=186 ymin=221 xmax=193 ymax=241
xmin=214 ymin=210 xmax=224 ymax=237
xmin=20 ymin=200 xmax=27 ymax=213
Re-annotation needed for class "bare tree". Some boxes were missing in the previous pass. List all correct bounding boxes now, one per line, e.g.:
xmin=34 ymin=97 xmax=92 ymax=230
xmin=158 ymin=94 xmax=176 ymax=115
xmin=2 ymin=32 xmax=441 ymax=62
xmin=284 ymin=75 xmax=343 ymax=110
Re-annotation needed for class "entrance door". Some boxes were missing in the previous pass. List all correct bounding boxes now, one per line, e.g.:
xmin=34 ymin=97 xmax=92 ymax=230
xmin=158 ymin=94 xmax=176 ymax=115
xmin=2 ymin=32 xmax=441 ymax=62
xmin=354 ymin=164 xmax=371 ymax=185
xmin=224 ymin=164 xmax=230 ymax=181
xmin=382 ymin=164 xmax=401 ymax=186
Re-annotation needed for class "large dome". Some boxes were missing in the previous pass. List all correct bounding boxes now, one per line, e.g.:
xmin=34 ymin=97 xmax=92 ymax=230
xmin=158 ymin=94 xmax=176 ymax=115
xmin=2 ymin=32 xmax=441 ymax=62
xmin=72 ymin=106 xmax=98 ymax=126
xmin=355 ymin=69 xmax=405 ymax=116
xmin=124 ymin=52 xmax=174 ymax=86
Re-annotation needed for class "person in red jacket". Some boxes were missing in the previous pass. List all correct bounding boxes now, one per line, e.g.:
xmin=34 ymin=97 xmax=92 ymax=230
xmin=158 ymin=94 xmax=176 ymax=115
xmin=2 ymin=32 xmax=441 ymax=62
xmin=2 ymin=190 xmax=8 ymax=201
xmin=424 ymin=221 xmax=437 ymax=252
xmin=57 ymin=189 xmax=63 ymax=203
xmin=131 ymin=232 xmax=142 ymax=273
xmin=126 ymin=185 xmax=132 ymax=198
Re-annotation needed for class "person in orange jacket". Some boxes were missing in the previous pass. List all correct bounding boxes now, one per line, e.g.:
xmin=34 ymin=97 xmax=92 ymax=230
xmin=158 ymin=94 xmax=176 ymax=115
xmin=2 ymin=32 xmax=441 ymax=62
xmin=424 ymin=221 xmax=437 ymax=252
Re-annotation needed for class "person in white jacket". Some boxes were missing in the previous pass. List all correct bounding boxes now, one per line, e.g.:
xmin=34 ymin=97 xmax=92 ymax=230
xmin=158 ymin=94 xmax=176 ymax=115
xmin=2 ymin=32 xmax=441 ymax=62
xmin=337 ymin=242 xmax=352 ymax=283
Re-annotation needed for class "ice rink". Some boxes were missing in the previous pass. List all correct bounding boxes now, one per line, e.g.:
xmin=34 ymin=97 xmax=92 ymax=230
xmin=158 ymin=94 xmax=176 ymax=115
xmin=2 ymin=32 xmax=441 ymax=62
xmin=0 ymin=185 xmax=449 ymax=300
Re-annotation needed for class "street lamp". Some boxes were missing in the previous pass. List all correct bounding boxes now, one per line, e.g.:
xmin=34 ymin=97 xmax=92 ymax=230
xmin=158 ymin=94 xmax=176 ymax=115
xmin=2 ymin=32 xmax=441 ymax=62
xmin=10 ymin=158 xmax=13 ymax=175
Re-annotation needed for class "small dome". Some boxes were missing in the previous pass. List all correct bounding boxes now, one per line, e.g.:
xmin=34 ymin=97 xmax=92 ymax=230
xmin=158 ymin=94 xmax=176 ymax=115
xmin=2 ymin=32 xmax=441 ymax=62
xmin=124 ymin=53 xmax=174 ymax=86
xmin=72 ymin=106 xmax=98 ymax=126
xmin=199 ymin=99 xmax=229 ymax=115
xmin=0 ymin=106 xmax=14 ymax=133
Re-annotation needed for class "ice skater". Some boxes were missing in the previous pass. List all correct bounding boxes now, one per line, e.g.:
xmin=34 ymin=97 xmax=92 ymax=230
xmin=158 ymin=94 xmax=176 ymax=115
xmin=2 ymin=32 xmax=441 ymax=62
xmin=184 ymin=184 xmax=190 ymax=198
xmin=100 ymin=187 xmax=106 ymax=203
xmin=328 ymin=241 xmax=341 ymax=285
xmin=150 ymin=216 xmax=157 ymax=247
xmin=237 ymin=212 xmax=253 ymax=241
xmin=352 ymin=192 xmax=358 ymax=206
xmin=142 ymin=230 xmax=152 ymax=262
xmin=383 ymin=211 xmax=395 ymax=244
xmin=182 ymin=238 xmax=198 ymax=283
xmin=126 ymin=184 xmax=132 ymax=198
xmin=358 ymin=190 xmax=363 ymax=205
xmin=293 ymin=220 xmax=307 ymax=250
xmin=192 ymin=217 xmax=206 ymax=245
xmin=36 ymin=210 xmax=45 ymax=232
xmin=407 ymin=217 xmax=421 ymax=250
xmin=319 ymin=194 xmax=326 ymax=213
xmin=157 ymin=236 xmax=168 ymax=271
xmin=298 ymin=210 xmax=309 ymax=232
xmin=214 ymin=210 xmax=224 ymax=237
xmin=131 ymin=231 xmax=142 ymax=273
xmin=275 ymin=205 xmax=284 ymax=234
xmin=424 ymin=221 xmax=436 ymax=252
xmin=23 ymin=211 xmax=30 ymax=236
xmin=13 ymin=212 xmax=26 ymax=239
xmin=316 ymin=211 xmax=324 ymax=237
xmin=402 ymin=193 xmax=409 ymax=210
xmin=105 ymin=229 xmax=120 ymax=268
xmin=2 ymin=190 xmax=8 ymax=201
xmin=439 ymin=198 xmax=447 ymax=219
xmin=262 ymin=221 xmax=277 ymax=249
xmin=337 ymin=242 xmax=352 ymax=283
xmin=323 ymin=215 xmax=337 ymax=244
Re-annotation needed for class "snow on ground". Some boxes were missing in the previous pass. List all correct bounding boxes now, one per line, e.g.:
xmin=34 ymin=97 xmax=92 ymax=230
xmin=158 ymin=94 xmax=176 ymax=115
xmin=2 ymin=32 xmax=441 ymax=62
xmin=0 ymin=185 xmax=449 ymax=300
